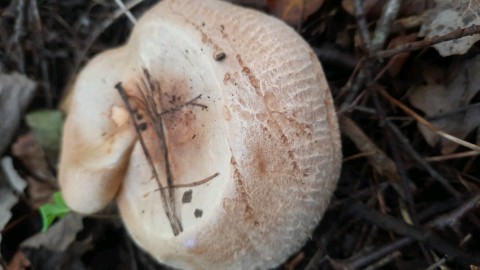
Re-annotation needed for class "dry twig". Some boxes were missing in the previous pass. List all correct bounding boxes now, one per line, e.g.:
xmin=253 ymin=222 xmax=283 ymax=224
xmin=374 ymin=24 xmax=480 ymax=59
xmin=378 ymin=88 xmax=480 ymax=152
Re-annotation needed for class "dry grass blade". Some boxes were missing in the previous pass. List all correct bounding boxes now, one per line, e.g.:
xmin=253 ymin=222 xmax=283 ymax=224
xmin=378 ymin=88 xmax=480 ymax=152
xmin=114 ymin=0 xmax=138 ymax=24
xmin=426 ymin=151 xmax=480 ymax=162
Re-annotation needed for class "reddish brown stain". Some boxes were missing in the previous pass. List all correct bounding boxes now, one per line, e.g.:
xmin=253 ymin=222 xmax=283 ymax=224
xmin=236 ymin=54 xmax=260 ymax=90
xmin=254 ymin=145 xmax=267 ymax=176
xmin=288 ymin=150 xmax=300 ymax=172
xmin=223 ymin=105 xmax=232 ymax=121
xmin=236 ymin=54 xmax=244 ymax=66
xmin=180 ymin=15 xmax=223 ymax=55
xmin=232 ymin=158 xmax=257 ymax=224
xmin=223 ymin=72 xmax=231 ymax=84
xmin=248 ymin=75 xmax=260 ymax=89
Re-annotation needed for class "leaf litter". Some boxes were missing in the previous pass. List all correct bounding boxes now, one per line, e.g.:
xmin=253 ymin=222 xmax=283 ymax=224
xmin=420 ymin=0 xmax=480 ymax=56
xmin=409 ymin=54 xmax=480 ymax=154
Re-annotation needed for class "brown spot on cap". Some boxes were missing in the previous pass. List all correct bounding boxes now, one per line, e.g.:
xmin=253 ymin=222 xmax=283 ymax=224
xmin=194 ymin=209 xmax=203 ymax=218
xmin=255 ymin=146 xmax=267 ymax=176
xmin=138 ymin=122 xmax=148 ymax=131
xmin=182 ymin=190 xmax=193 ymax=203
xmin=214 ymin=52 xmax=226 ymax=61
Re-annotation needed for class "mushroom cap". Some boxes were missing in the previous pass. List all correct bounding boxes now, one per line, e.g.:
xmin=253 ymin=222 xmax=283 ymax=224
xmin=59 ymin=0 xmax=342 ymax=269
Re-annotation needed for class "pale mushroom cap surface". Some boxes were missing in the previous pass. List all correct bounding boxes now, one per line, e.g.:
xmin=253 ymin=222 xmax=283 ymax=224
xmin=59 ymin=0 xmax=342 ymax=269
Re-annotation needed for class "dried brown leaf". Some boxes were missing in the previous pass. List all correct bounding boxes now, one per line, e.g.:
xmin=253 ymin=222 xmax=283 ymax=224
xmin=12 ymin=133 xmax=56 ymax=185
xmin=387 ymin=33 xmax=418 ymax=76
xmin=6 ymin=251 xmax=30 ymax=270
xmin=267 ymin=0 xmax=325 ymax=25
xmin=409 ymin=55 xmax=480 ymax=153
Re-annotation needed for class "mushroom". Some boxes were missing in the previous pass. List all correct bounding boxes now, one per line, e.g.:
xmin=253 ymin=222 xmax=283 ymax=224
xmin=59 ymin=0 xmax=342 ymax=269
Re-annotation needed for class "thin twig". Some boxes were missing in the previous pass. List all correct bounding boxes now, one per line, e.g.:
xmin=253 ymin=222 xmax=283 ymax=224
xmin=354 ymin=0 xmax=371 ymax=50
xmin=364 ymin=251 xmax=402 ymax=270
xmin=156 ymin=173 xmax=219 ymax=191
xmin=347 ymin=237 xmax=413 ymax=269
xmin=159 ymin=94 xmax=207 ymax=115
xmin=426 ymin=150 xmax=480 ymax=162
xmin=371 ymin=0 xmax=402 ymax=51
xmin=347 ymin=199 xmax=480 ymax=267
xmin=425 ymin=257 xmax=447 ymax=270
xmin=372 ymin=90 xmax=419 ymax=225
xmin=6 ymin=0 xmax=25 ymax=72
xmin=374 ymin=24 xmax=480 ymax=59
xmin=372 ymin=89 xmax=434 ymax=262
xmin=385 ymin=119 xmax=460 ymax=197
xmin=339 ymin=115 xmax=401 ymax=185
xmin=114 ymin=0 xmax=138 ymax=24
xmin=378 ymin=88 xmax=480 ymax=152
xmin=72 ymin=0 xmax=144 ymax=79
xmin=427 ymin=194 xmax=480 ymax=229
xmin=29 ymin=0 xmax=53 ymax=107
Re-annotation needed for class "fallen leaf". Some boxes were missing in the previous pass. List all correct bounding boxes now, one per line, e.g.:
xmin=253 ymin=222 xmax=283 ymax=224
xmin=0 ymin=73 xmax=36 ymax=155
xmin=387 ymin=33 xmax=418 ymax=76
xmin=25 ymin=176 xmax=56 ymax=209
xmin=419 ymin=0 xmax=480 ymax=56
xmin=21 ymin=213 xmax=83 ymax=252
xmin=21 ymin=244 xmax=89 ymax=270
xmin=409 ymin=55 xmax=480 ymax=153
xmin=11 ymin=133 xmax=56 ymax=185
xmin=267 ymin=0 xmax=325 ymax=25
xmin=1 ymin=157 xmax=27 ymax=193
xmin=39 ymin=192 xmax=70 ymax=232
xmin=6 ymin=251 xmax=30 ymax=270
xmin=25 ymin=110 xmax=63 ymax=165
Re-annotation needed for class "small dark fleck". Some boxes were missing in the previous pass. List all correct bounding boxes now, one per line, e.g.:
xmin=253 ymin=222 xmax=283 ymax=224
xmin=202 ymin=22 xmax=205 ymax=27
xmin=214 ymin=52 xmax=227 ymax=61
xmin=101 ymin=132 xmax=106 ymax=137
xmin=220 ymin=24 xmax=225 ymax=31
xmin=138 ymin=122 xmax=148 ymax=131
xmin=141 ymin=210 xmax=145 ymax=214
xmin=192 ymin=134 xmax=196 ymax=139
xmin=185 ymin=49 xmax=189 ymax=53
xmin=194 ymin=209 xmax=203 ymax=218
xmin=136 ymin=113 xmax=143 ymax=120
xmin=182 ymin=190 xmax=193 ymax=203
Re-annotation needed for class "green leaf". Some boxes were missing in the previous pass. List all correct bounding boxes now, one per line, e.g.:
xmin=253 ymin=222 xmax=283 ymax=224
xmin=39 ymin=192 xmax=70 ymax=232
xmin=25 ymin=110 xmax=63 ymax=164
